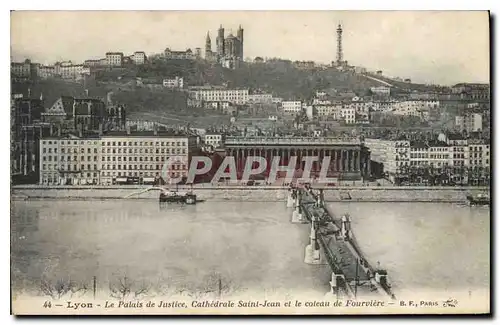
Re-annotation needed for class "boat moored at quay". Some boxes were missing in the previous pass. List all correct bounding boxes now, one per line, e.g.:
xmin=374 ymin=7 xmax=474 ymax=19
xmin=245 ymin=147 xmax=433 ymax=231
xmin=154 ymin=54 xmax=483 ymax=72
xmin=159 ymin=190 xmax=198 ymax=204
xmin=466 ymin=193 xmax=490 ymax=206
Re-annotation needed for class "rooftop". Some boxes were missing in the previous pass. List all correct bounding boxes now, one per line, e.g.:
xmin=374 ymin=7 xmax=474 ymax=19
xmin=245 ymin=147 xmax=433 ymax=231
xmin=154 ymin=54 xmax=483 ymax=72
xmin=102 ymin=130 xmax=194 ymax=138
xmin=427 ymin=140 xmax=449 ymax=147
xmin=409 ymin=141 xmax=428 ymax=149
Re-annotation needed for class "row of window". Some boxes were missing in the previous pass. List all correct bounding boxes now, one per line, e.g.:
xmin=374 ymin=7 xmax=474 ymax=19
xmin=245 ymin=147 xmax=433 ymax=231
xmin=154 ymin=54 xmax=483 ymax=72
xmin=102 ymin=171 xmax=183 ymax=177
xmin=102 ymin=148 xmax=186 ymax=154
xmin=42 ymin=140 xmax=189 ymax=147
xmin=102 ymin=141 xmax=187 ymax=147
xmin=43 ymin=148 xmax=98 ymax=154
xmin=42 ymin=164 xmax=98 ymax=171
xmin=101 ymin=164 xmax=186 ymax=170
xmin=42 ymin=173 xmax=98 ymax=178
xmin=43 ymin=140 xmax=98 ymax=145
xmin=41 ymin=163 xmax=187 ymax=171
xmin=42 ymin=148 xmax=187 ymax=156
xmin=404 ymin=159 xmax=489 ymax=166
xmin=43 ymin=156 xmax=98 ymax=162
xmin=102 ymin=156 xmax=167 ymax=162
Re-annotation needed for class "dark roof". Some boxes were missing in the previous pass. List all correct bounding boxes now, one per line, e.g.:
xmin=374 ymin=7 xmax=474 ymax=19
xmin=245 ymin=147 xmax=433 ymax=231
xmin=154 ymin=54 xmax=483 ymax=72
xmin=427 ymin=140 xmax=449 ymax=147
xmin=106 ymin=52 xmax=124 ymax=56
xmin=101 ymin=131 xmax=193 ymax=138
xmin=43 ymin=133 xmax=102 ymax=140
xmin=446 ymin=132 xmax=466 ymax=140
xmin=452 ymin=83 xmax=489 ymax=88
xmin=410 ymin=141 xmax=428 ymax=149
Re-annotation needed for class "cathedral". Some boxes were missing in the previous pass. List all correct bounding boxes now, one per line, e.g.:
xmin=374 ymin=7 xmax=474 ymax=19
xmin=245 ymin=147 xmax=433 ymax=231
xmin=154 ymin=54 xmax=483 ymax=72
xmin=205 ymin=25 xmax=244 ymax=69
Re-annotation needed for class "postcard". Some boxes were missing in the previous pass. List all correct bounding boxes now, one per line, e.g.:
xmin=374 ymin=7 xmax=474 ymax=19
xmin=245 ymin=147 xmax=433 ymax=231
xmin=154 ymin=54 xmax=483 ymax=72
xmin=10 ymin=10 xmax=490 ymax=315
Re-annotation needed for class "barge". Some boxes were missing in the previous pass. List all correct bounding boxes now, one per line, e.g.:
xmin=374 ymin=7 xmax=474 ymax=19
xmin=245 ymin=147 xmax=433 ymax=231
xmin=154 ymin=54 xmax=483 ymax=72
xmin=159 ymin=190 xmax=197 ymax=204
xmin=466 ymin=193 xmax=490 ymax=206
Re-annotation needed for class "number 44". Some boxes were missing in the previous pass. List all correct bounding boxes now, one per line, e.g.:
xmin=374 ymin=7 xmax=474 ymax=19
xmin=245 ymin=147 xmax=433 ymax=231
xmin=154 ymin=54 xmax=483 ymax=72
xmin=43 ymin=301 xmax=52 ymax=308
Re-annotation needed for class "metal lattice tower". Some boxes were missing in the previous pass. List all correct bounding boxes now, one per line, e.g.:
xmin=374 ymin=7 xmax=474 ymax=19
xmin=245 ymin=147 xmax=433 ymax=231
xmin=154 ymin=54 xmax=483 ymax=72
xmin=336 ymin=24 xmax=343 ymax=64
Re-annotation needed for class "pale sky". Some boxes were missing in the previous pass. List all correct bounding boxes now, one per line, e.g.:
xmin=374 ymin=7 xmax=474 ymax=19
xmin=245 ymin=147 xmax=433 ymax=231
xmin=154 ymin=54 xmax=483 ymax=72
xmin=11 ymin=11 xmax=490 ymax=85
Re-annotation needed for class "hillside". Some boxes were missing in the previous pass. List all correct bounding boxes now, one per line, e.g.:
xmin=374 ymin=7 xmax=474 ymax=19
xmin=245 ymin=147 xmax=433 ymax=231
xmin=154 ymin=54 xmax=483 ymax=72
xmin=12 ymin=59 xmax=387 ymax=116
xmin=222 ymin=62 xmax=381 ymax=99
xmin=126 ymin=58 xmax=382 ymax=99
xmin=11 ymin=77 xmax=110 ymax=109
xmin=363 ymin=73 xmax=450 ymax=93
xmin=112 ymin=87 xmax=188 ymax=113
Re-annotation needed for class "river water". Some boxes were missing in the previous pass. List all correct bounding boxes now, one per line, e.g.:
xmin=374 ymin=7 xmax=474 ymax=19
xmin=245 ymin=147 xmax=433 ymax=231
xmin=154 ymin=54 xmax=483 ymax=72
xmin=11 ymin=200 xmax=489 ymax=299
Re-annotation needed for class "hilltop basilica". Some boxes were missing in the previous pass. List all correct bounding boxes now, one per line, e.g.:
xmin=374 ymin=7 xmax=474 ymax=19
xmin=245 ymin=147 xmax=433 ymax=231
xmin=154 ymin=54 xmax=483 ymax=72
xmin=205 ymin=25 xmax=244 ymax=69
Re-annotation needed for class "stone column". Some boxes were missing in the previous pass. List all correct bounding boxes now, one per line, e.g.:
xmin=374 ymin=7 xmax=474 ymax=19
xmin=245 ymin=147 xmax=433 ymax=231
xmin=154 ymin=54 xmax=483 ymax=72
xmin=244 ymin=148 xmax=248 ymax=171
xmin=333 ymin=149 xmax=337 ymax=172
xmin=345 ymin=150 xmax=348 ymax=172
xmin=327 ymin=149 xmax=331 ymax=172
xmin=366 ymin=152 xmax=371 ymax=177
xmin=235 ymin=149 xmax=240 ymax=172
xmin=340 ymin=150 xmax=344 ymax=172
xmin=314 ymin=149 xmax=319 ymax=174
xmin=264 ymin=149 xmax=269 ymax=173
xmin=241 ymin=149 xmax=246 ymax=172
xmin=356 ymin=150 xmax=360 ymax=171
xmin=302 ymin=149 xmax=307 ymax=170
xmin=349 ymin=150 xmax=354 ymax=172
xmin=346 ymin=150 xmax=350 ymax=172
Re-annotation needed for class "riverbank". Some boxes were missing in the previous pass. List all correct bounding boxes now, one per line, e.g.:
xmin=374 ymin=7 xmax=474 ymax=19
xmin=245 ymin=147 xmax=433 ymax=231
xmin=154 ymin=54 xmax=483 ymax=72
xmin=11 ymin=185 xmax=489 ymax=203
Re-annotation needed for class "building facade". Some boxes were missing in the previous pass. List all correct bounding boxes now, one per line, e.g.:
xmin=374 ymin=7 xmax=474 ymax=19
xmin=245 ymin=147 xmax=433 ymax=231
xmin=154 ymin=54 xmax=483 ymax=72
xmin=39 ymin=131 xmax=198 ymax=185
xmin=164 ymin=48 xmax=195 ymax=60
xmin=39 ymin=135 xmax=101 ymax=185
xmin=105 ymin=52 xmax=124 ymax=66
xmin=364 ymin=138 xmax=410 ymax=179
xmin=281 ymin=101 xmax=303 ymax=115
xmin=132 ymin=51 xmax=147 ymax=65
xmin=163 ymin=77 xmax=184 ymax=89
xmin=84 ymin=59 xmax=102 ymax=67
xmin=341 ymin=107 xmax=356 ymax=124
xmin=56 ymin=62 xmax=90 ymax=79
xmin=366 ymin=135 xmax=490 ymax=185
xmin=456 ymin=112 xmax=482 ymax=133
xmin=204 ymin=133 xmax=223 ymax=148
xmin=11 ymin=59 xmax=34 ymax=78
xmin=223 ymin=136 xmax=370 ymax=181
xmin=191 ymin=88 xmax=249 ymax=105
xmin=37 ymin=65 xmax=56 ymax=79
xmin=248 ymin=93 xmax=273 ymax=103
xmin=370 ymin=86 xmax=391 ymax=96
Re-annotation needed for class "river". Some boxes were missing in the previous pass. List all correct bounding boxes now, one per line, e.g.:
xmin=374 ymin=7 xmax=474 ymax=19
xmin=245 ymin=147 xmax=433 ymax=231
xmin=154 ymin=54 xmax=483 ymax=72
xmin=11 ymin=200 xmax=489 ymax=299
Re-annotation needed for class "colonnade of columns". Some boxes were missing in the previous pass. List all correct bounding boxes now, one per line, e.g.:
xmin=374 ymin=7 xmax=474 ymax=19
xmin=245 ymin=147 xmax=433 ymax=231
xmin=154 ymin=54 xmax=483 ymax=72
xmin=226 ymin=147 xmax=363 ymax=175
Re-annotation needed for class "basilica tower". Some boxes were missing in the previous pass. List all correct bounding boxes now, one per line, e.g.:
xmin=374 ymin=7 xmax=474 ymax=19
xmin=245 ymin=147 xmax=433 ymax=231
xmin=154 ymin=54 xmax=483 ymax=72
xmin=216 ymin=25 xmax=225 ymax=58
xmin=237 ymin=25 xmax=244 ymax=59
xmin=205 ymin=31 xmax=212 ymax=59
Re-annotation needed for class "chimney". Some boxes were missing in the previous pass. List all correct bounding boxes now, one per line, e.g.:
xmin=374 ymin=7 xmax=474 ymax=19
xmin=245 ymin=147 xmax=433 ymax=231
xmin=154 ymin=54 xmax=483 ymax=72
xmin=78 ymin=124 xmax=83 ymax=138
xmin=126 ymin=124 xmax=131 ymax=135
xmin=57 ymin=127 xmax=61 ymax=137
xmin=153 ymin=123 xmax=158 ymax=136
xmin=99 ymin=122 xmax=103 ymax=136
xmin=85 ymin=89 xmax=89 ymax=97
